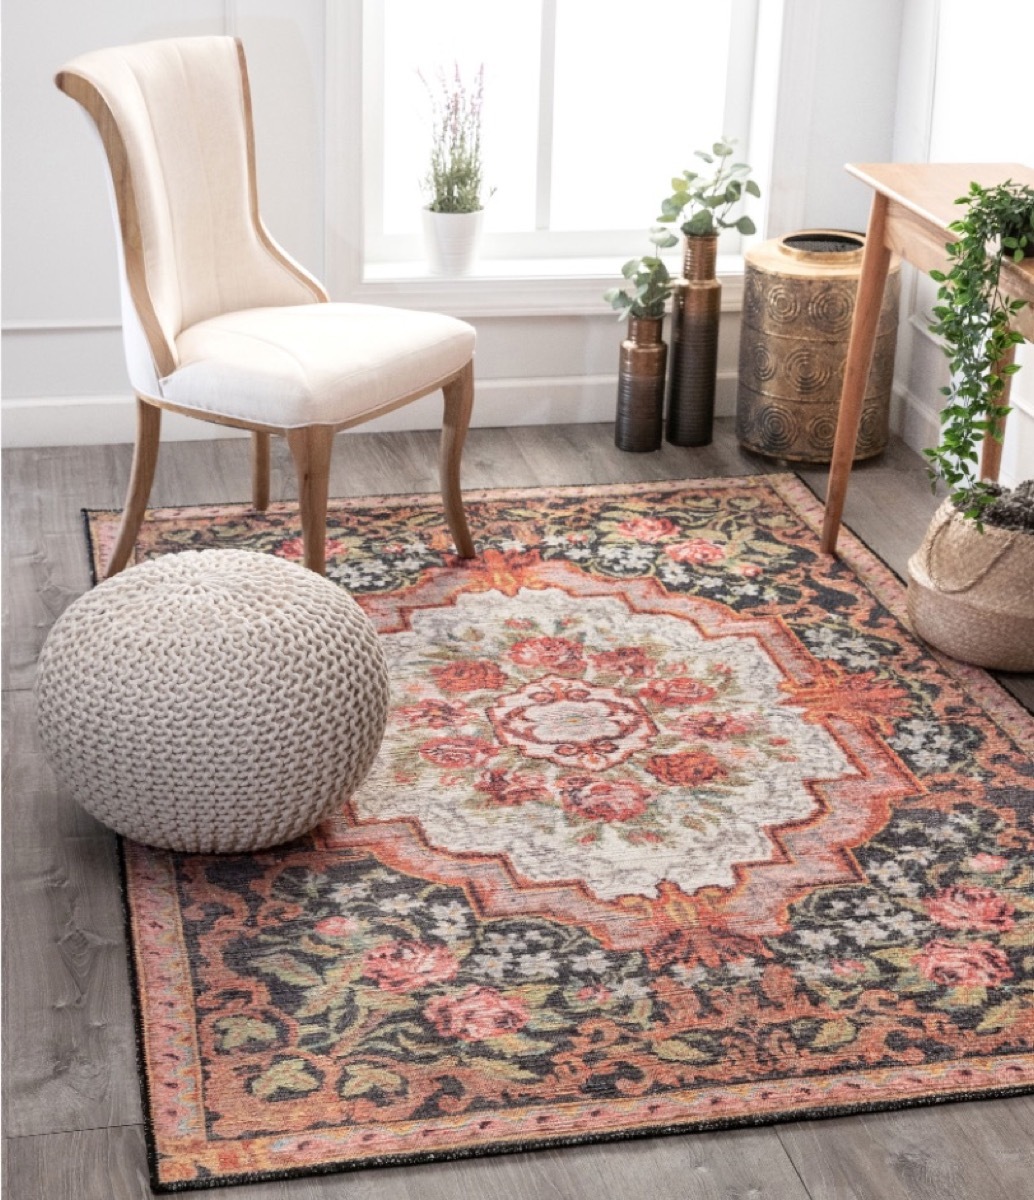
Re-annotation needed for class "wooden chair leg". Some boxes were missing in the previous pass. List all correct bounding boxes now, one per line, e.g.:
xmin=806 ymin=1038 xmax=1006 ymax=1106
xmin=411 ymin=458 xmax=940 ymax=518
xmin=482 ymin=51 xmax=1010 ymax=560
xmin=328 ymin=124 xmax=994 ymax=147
xmin=251 ymin=431 xmax=271 ymax=510
xmin=105 ymin=396 xmax=161 ymax=578
xmin=287 ymin=425 xmax=335 ymax=575
xmin=440 ymin=360 xmax=476 ymax=559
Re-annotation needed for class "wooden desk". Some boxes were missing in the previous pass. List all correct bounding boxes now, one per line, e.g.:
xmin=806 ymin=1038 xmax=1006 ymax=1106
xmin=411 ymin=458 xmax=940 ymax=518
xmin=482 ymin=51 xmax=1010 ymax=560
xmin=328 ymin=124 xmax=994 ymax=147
xmin=820 ymin=162 xmax=1034 ymax=554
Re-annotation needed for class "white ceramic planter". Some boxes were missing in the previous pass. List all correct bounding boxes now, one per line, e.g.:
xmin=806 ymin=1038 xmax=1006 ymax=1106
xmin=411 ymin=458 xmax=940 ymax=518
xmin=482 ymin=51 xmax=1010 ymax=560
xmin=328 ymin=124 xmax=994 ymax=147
xmin=421 ymin=208 xmax=484 ymax=277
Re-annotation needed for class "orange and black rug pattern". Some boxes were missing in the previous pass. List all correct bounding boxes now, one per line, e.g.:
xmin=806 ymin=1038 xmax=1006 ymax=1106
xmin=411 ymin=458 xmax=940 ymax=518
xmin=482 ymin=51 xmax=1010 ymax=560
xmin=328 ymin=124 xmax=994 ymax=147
xmin=84 ymin=476 xmax=1034 ymax=1192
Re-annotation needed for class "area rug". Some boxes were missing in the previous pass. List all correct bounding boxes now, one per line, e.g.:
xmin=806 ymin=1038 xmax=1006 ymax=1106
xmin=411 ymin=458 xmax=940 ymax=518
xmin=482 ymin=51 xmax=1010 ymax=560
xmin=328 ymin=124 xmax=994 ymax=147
xmin=84 ymin=476 xmax=1034 ymax=1193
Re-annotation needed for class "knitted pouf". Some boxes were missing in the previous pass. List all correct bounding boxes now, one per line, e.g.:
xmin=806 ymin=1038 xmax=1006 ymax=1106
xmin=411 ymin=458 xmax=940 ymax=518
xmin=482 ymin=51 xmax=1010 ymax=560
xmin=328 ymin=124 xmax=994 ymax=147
xmin=35 ymin=549 xmax=390 ymax=852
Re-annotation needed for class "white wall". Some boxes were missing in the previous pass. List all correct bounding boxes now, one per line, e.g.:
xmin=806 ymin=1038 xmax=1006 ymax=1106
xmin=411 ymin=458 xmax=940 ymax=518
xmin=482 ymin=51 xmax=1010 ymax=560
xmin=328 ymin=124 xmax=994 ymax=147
xmin=891 ymin=0 xmax=1033 ymax=488
xmin=2 ymin=0 xmax=907 ymax=449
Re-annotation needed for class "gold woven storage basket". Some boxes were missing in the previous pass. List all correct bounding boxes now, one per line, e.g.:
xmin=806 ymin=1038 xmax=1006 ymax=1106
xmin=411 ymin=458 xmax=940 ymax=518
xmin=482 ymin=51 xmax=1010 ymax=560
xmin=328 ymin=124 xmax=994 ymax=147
xmin=906 ymin=499 xmax=1034 ymax=671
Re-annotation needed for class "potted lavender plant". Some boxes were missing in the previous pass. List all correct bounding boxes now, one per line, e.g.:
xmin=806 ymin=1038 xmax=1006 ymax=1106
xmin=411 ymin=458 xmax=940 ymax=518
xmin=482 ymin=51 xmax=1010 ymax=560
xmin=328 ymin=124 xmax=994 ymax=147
xmin=420 ymin=63 xmax=491 ymax=276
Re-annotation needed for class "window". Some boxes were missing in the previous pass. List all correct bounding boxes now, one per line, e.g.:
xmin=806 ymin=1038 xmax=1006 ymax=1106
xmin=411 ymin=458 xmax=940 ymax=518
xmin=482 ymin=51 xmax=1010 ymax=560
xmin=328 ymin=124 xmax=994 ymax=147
xmin=362 ymin=0 xmax=760 ymax=272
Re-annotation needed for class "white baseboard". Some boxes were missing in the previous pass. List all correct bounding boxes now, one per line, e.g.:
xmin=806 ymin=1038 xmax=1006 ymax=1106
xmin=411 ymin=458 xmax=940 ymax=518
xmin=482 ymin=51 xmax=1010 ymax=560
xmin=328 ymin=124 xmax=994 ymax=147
xmin=0 ymin=395 xmax=251 ymax=448
xmin=1 ymin=374 xmax=740 ymax=448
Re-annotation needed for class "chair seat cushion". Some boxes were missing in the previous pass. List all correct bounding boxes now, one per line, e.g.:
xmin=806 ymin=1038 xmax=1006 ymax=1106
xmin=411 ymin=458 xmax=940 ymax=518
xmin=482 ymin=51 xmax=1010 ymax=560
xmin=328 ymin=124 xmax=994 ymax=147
xmin=161 ymin=302 xmax=475 ymax=427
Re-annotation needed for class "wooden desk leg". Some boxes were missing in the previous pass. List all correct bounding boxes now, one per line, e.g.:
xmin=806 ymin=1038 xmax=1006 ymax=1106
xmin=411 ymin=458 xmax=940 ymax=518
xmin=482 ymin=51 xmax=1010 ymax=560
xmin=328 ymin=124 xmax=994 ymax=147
xmin=978 ymin=343 xmax=1016 ymax=482
xmin=821 ymin=193 xmax=893 ymax=555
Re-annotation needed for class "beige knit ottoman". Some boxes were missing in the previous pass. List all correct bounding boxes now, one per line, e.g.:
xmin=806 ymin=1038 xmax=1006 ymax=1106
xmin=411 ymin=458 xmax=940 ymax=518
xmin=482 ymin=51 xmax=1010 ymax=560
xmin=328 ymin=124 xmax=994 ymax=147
xmin=35 ymin=549 xmax=390 ymax=852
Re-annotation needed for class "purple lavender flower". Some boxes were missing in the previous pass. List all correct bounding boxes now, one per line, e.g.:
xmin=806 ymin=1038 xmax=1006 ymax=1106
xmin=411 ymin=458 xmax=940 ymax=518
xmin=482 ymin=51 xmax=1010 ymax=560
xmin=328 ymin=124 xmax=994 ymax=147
xmin=421 ymin=63 xmax=490 ymax=214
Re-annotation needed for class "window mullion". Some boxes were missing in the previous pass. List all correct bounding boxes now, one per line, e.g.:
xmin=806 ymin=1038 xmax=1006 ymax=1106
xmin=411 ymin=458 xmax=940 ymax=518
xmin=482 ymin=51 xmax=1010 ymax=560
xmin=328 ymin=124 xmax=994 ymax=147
xmin=535 ymin=0 xmax=558 ymax=232
xmin=714 ymin=0 xmax=761 ymax=255
xmin=721 ymin=0 xmax=760 ymax=152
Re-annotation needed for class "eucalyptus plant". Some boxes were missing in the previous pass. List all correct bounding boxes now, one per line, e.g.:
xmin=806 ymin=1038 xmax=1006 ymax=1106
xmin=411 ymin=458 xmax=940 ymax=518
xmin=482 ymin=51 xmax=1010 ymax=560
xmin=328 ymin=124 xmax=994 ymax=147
xmin=603 ymin=255 xmax=674 ymax=320
xmin=927 ymin=179 xmax=1033 ymax=522
xmin=652 ymin=139 xmax=760 ymax=245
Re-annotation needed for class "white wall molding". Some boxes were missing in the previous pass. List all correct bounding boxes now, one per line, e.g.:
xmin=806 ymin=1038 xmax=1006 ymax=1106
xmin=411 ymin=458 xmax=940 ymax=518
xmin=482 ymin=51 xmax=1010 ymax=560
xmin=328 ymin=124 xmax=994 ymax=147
xmin=896 ymin=383 xmax=942 ymax=465
xmin=1 ymin=373 xmax=742 ymax=449
xmin=362 ymin=373 xmax=741 ymax=434
xmin=1 ymin=324 xmax=128 ymax=403
xmin=0 ymin=395 xmax=250 ymax=449
xmin=355 ymin=271 xmax=746 ymax=320
xmin=2 ymin=318 xmax=121 ymax=331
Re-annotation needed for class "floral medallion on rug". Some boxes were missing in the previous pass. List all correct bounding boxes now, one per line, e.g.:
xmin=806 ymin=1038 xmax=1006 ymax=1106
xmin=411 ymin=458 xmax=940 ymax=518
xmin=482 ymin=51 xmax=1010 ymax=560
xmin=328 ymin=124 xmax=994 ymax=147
xmin=84 ymin=475 xmax=1034 ymax=1192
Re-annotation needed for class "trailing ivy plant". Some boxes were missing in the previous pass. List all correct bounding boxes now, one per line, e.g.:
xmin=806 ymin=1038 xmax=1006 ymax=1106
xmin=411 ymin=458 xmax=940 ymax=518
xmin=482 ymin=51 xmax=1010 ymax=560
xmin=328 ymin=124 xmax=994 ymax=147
xmin=651 ymin=139 xmax=760 ymax=245
xmin=604 ymin=254 xmax=674 ymax=321
xmin=927 ymin=179 xmax=1033 ymax=523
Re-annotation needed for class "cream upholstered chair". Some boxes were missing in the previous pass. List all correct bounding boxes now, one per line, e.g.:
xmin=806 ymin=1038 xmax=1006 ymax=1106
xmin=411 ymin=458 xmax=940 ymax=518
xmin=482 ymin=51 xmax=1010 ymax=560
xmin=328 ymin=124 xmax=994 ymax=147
xmin=55 ymin=36 xmax=476 ymax=576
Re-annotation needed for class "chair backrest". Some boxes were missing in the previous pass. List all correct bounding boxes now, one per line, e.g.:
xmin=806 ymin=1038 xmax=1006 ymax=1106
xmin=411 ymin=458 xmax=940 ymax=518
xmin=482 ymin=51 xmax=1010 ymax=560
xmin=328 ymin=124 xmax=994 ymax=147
xmin=56 ymin=36 xmax=327 ymax=393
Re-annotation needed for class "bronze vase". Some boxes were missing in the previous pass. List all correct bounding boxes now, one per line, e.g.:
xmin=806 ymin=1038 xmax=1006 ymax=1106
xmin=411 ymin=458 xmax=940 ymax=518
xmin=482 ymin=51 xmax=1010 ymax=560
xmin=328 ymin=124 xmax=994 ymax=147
xmin=614 ymin=316 xmax=667 ymax=452
xmin=666 ymin=233 xmax=721 ymax=446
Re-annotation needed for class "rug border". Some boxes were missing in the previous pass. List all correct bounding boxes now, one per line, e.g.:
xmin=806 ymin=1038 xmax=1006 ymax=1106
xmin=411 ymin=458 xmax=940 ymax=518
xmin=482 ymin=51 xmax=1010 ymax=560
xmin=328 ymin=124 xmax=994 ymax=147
xmin=138 ymin=1082 xmax=1034 ymax=1194
xmin=87 ymin=476 xmax=1034 ymax=1194
xmin=115 ymin=835 xmax=170 ymax=1192
xmin=82 ymin=505 xmax=101 ymax=589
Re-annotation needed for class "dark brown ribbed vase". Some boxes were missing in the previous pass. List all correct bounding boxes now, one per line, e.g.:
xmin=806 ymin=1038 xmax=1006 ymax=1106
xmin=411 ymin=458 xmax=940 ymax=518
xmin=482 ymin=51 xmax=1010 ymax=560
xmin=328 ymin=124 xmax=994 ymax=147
xmin=614 ymin=316 xmax=667 ymax=452
xmin=666 ymin=234 xmax=721 ymax=446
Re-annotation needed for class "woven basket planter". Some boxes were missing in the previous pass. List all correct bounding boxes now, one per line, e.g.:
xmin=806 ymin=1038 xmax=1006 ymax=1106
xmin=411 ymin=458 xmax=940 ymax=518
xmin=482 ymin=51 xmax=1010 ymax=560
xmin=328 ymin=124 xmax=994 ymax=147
xmin=907 ymin=499 xmax=1034 ymax=671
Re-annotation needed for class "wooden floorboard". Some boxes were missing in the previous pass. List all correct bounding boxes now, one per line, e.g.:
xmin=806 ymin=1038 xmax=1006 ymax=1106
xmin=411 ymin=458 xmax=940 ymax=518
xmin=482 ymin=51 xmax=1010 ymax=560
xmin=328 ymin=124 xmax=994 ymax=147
xmin=2 ymin=1126 xmax=155 ymax=1200
xmin=2 ymin=419 xmax=1031 ymax=1198
xmin=2 ymin=691 xmax=142 ymax=1140
xmin=777 ymin=1096 xmax=1034 ymax=1200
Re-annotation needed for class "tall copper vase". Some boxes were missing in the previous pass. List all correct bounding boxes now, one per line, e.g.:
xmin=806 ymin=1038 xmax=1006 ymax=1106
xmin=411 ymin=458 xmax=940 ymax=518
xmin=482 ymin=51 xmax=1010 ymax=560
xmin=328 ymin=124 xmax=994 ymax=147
xmin=614 ymin=316 xmax=667 ymax=452
xmin=666 ymin=234 xmax=720 ymax=446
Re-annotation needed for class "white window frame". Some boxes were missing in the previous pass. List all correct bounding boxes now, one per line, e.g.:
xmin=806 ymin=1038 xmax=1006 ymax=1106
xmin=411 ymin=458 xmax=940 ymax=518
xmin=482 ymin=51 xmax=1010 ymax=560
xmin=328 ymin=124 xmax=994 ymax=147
xmin=324 ymin=0 xmax=819 ymax=316
xmin=361 ymin=0 xmax=760 ymax=267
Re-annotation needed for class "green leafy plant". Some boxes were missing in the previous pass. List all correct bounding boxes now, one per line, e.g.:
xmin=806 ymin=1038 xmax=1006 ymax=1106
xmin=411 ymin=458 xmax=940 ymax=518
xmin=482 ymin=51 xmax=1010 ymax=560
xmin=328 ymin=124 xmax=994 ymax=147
xmin=603 ymin=255 xmax=674 ymax=320
xmin=421 ymin=64 xmax=490 ymax=214
xmin=926 ymin=179 xmax=1033 ymax=522
xmin=652 ymin=139 xmax=760 ymax=244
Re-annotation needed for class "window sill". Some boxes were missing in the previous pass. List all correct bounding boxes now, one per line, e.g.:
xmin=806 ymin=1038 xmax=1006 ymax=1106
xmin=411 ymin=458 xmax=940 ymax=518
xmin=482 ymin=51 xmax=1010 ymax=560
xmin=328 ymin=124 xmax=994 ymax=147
xmin=350 ymin=256 xmax=747 ymax=318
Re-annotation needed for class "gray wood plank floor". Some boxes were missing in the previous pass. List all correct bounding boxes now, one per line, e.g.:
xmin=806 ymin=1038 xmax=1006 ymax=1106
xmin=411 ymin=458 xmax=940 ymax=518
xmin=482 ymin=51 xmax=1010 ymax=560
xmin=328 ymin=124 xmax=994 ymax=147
xmin=3 ymin=419 xmax=1032 ymax=1200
